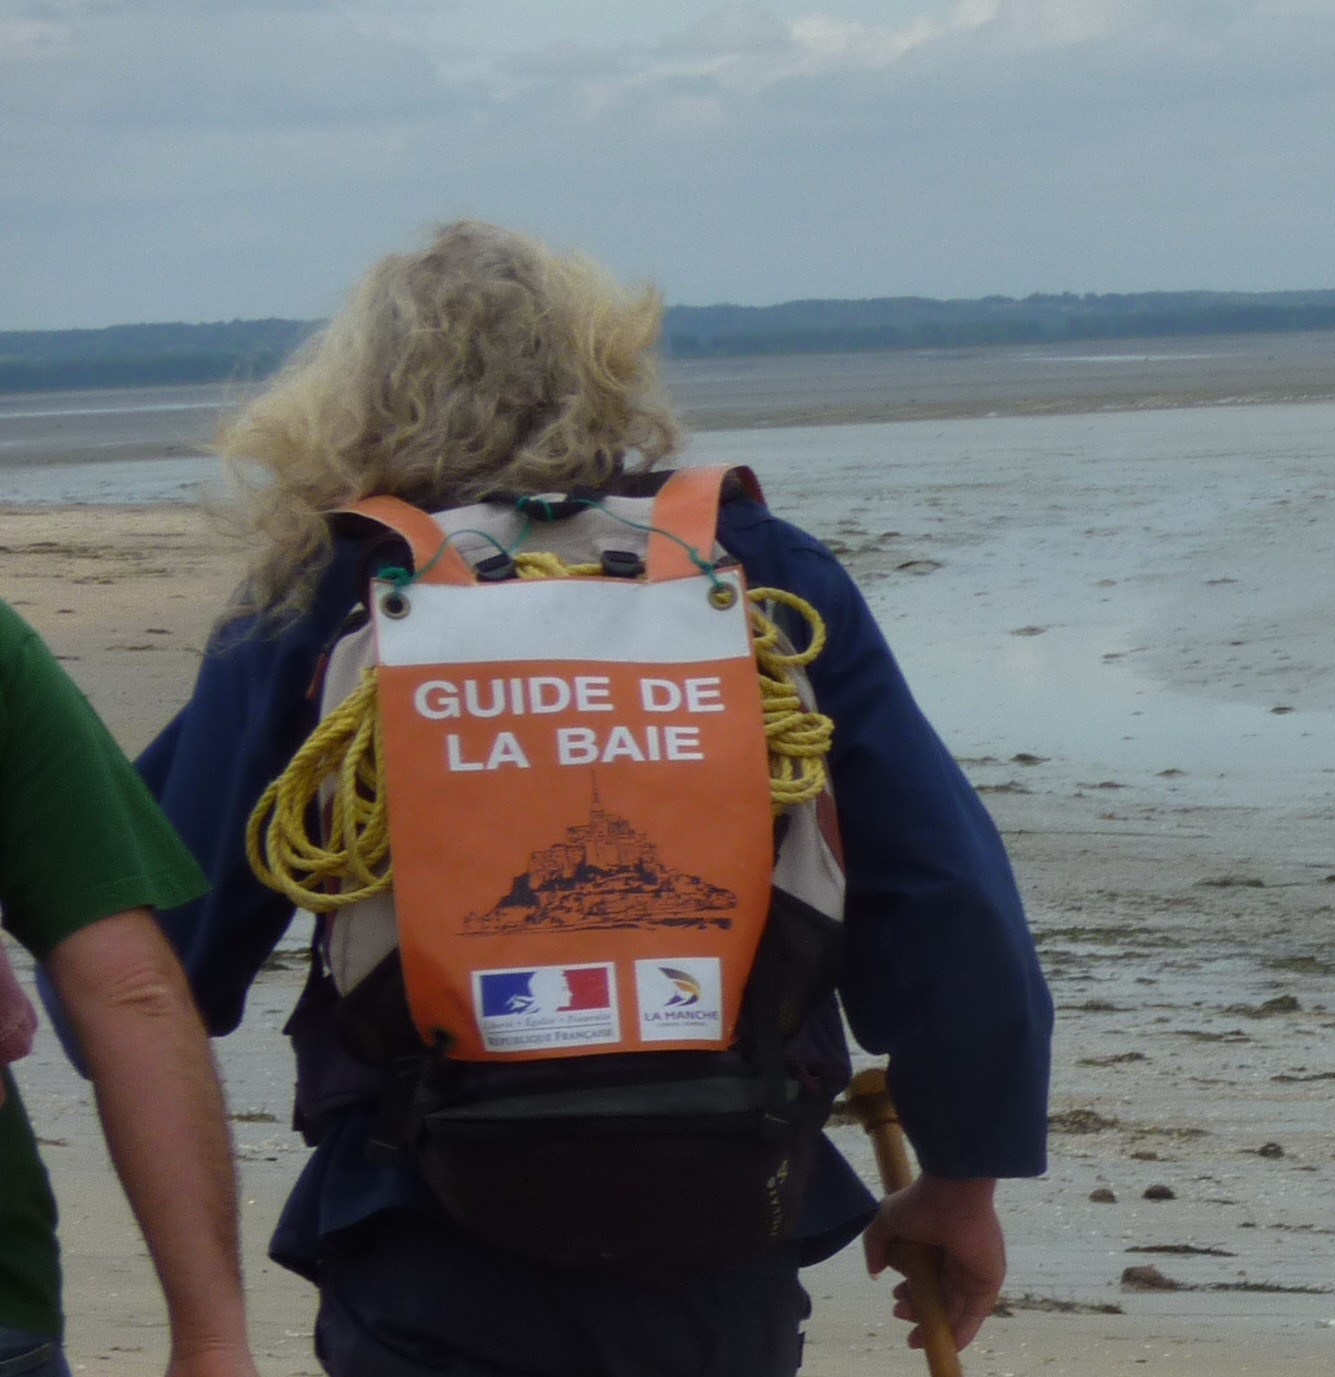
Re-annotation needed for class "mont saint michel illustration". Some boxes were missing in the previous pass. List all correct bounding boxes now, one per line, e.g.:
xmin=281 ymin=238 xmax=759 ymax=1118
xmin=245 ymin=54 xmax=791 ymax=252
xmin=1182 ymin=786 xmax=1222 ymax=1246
xmin=462 ymin=782 xmax=737 ymax=934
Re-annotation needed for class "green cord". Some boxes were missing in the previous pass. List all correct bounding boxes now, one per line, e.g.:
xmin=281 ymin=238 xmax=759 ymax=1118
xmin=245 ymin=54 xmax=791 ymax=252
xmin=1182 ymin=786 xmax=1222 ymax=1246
xmin=515 ymin=496 xmax=558 ymax=522
xmin=565 ymin=496 xmax=728 ymax=593
xmin=379 ymin=499 xmax=724 ymax=593
xmin=380 ymin=523 xmax=529 ymax=588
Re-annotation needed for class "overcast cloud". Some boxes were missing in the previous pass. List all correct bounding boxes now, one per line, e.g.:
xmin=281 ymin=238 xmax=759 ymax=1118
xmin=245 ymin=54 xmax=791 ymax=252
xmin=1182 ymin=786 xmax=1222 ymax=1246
xmin=2 ymin=0 xmax=1333 ymax=328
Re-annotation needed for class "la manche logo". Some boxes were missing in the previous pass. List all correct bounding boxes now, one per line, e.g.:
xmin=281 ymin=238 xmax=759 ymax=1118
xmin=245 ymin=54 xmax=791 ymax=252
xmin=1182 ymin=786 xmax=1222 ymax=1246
xmin=642 ymin=964 xmax=716 ymax=1023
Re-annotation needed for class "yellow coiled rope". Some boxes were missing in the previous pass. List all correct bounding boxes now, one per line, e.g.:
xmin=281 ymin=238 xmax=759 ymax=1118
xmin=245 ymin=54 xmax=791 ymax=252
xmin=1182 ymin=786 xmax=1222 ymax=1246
xmin=246 ymin=558 xmax=833 ymax=912
xmin=247 ymin=668 xmax=390 ymax=911
xmin=748 ymin=584 xmax=834 ymax=814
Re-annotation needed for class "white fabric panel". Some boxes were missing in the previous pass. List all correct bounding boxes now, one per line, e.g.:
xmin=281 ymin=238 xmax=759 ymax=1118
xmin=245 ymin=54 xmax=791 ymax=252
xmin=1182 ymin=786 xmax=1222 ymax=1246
xmin=372 ymin=570 xmax=751 ymax=667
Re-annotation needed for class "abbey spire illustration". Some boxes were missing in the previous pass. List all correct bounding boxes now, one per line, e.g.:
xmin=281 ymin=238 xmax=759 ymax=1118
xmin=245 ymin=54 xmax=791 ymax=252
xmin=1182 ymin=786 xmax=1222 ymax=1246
xmin=463 ymin=780 xmax=738 ymax=934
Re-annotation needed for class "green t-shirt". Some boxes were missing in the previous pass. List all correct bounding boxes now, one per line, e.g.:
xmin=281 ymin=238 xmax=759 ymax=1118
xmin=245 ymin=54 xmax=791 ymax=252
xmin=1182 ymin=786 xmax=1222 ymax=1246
xmin=0 ymin=601 xmax=207 ymax=1337
xmin=0 ymin=1069 xmax=61 ymax=1338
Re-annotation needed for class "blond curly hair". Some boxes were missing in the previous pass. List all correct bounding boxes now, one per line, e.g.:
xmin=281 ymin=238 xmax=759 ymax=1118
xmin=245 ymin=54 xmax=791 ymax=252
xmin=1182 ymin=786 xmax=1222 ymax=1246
xmin=218 ymin=220 xmax=683 ymax=618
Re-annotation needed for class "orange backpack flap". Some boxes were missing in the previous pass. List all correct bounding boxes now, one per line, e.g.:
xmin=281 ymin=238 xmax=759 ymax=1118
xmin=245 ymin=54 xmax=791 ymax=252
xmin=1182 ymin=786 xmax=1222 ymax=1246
xmin=358 ymin=469 xmax=775 ymax=1060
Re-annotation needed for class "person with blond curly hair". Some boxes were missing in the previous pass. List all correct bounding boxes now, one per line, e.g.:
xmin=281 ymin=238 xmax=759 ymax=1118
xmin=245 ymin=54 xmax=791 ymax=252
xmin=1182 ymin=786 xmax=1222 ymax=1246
xmin=219 ymin=218 xmax=680 ymax=623
xmin=133 ymin=219 xmax=1051 ymax=1377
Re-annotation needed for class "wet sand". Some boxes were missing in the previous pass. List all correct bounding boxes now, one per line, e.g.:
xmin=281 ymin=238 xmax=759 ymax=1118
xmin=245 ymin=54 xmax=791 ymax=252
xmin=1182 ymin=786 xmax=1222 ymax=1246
xmin=3 ymin=378 xmax=1334 ymax=1374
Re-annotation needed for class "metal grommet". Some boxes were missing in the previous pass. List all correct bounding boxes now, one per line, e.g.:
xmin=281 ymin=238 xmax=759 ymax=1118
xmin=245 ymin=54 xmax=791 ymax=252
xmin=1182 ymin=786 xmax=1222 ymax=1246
xmin=707 ymin=583 xmax=738 ymax=610
xmin=380 ymin=589 xmax=411 ymax=619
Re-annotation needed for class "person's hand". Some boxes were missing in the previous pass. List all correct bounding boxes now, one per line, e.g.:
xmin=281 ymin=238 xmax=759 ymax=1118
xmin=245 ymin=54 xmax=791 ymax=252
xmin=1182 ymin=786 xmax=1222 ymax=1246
xmin=165 ymin=1342 xmax=262 ymax=1377
xmin=862 ymin=1174 xmax=1004 ymax=1352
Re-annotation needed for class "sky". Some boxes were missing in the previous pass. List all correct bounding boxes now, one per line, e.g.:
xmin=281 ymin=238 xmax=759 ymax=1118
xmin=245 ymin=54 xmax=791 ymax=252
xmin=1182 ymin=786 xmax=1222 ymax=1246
xmin=3 ymin=0 xmax=1334 ymax=329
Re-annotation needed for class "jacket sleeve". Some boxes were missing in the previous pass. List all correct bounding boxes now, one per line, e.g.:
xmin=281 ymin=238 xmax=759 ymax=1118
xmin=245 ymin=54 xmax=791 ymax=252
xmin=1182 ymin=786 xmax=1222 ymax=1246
xmin=721 ymin=499 xmax=1053 ymax=1178
xmin=138 ymin=548 xmax=365 ymax=1034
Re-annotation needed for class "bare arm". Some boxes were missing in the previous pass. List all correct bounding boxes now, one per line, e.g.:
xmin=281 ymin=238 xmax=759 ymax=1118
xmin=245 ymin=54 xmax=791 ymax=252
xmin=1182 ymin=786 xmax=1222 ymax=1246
xmin=45 ymin=909 xmax=259 ymax=1377
xmin=862 ymin=1174 xmax=1005 ymax=1353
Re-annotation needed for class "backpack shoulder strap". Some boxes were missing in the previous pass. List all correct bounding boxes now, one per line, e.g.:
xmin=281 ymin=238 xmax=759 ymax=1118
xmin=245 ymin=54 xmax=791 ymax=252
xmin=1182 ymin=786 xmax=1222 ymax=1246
xmin=337 ymin=495 xmax=475 ymax=585
xmin=646 ymin=465 xmax=760 ymax=581
xmin=339 ymin=464 xmax=765 ymax=585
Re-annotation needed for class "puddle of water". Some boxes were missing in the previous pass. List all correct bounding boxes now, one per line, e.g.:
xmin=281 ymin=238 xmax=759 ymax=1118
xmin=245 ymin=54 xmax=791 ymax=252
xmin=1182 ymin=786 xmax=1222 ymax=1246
xmin=888 ymin=617 xmax=1335 ymax=811
xmin=692 ymin=415 xmax=1335 ymax=815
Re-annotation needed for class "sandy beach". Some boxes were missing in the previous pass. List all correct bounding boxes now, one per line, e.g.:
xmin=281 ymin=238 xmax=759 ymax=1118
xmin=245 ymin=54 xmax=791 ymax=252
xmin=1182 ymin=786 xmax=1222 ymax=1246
xmin=3 ymin=380 xmax=1334 ymax=1374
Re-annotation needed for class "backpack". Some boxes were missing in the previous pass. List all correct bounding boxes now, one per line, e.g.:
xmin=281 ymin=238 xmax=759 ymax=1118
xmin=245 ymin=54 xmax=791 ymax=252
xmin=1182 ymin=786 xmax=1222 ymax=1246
xmin=249 ymin=465 xmax=849 ymax=1266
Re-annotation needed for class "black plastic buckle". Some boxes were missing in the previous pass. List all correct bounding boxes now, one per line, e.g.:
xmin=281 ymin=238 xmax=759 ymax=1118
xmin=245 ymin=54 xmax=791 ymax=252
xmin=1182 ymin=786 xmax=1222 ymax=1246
xmin=600 ymin=549 xmax=645 ymax=579
xmin=474 ymin=552 xmax=518 ymax=582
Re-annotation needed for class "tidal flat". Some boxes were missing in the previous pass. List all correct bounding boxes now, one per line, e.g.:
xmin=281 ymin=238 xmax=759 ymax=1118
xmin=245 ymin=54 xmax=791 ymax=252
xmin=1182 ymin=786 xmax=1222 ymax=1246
xmin=3 ymin=334 xmax=1334 ymax=1374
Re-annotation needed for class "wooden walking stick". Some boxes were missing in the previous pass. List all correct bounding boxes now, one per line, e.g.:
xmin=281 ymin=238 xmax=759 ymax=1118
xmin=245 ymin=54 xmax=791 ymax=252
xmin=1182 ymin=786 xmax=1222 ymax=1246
xmin=846 ymin=1067 xmax=964 ymax=1377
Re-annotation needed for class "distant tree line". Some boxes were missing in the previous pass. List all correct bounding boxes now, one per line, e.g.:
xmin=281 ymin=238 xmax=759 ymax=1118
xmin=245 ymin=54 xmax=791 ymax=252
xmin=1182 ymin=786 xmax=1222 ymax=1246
xmin=661 ymin=290 xmax=1335 ymax=357
xmin=0 ymin=319 xmax=314 ymax=392
xmin=4 ymin=291 xmax=1335 ymax=392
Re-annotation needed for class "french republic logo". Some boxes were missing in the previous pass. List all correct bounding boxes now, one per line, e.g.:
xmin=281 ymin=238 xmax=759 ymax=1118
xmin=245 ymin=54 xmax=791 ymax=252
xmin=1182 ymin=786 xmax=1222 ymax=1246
xmin=473 ymin=963 xmax=619 ymax=1053
xmin=634 ymin=956 xmax=724 ymax=1043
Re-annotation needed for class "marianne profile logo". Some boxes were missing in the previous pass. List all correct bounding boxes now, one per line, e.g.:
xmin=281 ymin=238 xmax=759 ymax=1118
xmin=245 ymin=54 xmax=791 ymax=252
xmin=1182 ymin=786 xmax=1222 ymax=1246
xmin=473 ymin=963 xmax=619 ymax=1052
xmin=635 ymin=957 xmax=723 ymax=1043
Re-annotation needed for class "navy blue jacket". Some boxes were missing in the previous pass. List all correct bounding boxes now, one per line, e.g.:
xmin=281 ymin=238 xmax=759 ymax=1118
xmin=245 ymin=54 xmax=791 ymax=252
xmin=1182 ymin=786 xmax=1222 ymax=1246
xmin=139 ymin=493 xmax=1052 ymax=1275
